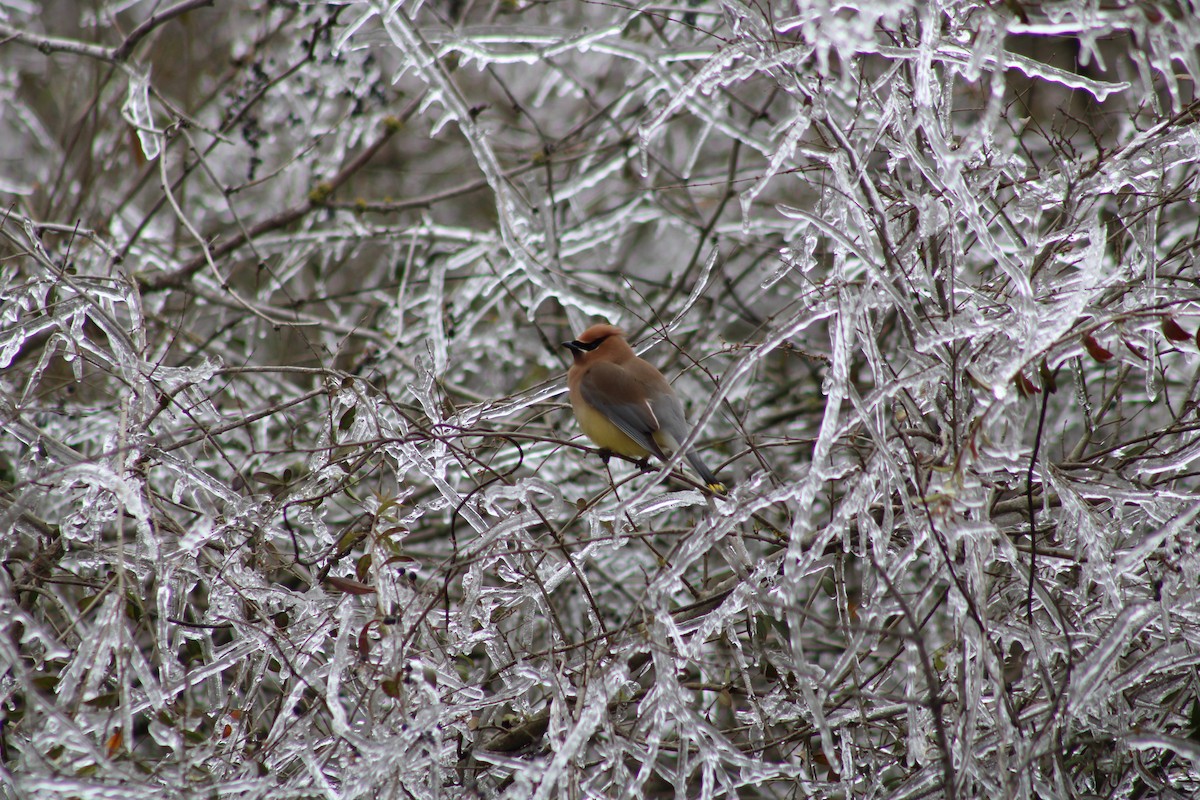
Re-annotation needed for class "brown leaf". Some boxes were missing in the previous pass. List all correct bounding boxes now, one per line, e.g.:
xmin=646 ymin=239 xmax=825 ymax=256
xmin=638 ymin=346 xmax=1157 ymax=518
xmin=1082 ymin=334 xmax=1114 ymax=363
xmin=128 ymin=127 xmax=146 ymax=167
xmin=1039 ymin=359 xmax=1058 ymax=393
xmin=358 ymin=621 xmax=376 ymax=659
xmin=1013 ymin=371 xmax=1040 ymax=397
xmin=325 ymin=575 xmax=376 ymax=595
xmin=482 ymin=711 xmax=551 ymax=752
xmin=1162 ymin=316 xmax=1191 ymax=342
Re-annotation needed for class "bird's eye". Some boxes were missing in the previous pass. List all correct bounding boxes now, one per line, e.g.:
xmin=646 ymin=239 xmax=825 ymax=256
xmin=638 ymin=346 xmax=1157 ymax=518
xmin=577 ymin=336 xmax=607 ymax=351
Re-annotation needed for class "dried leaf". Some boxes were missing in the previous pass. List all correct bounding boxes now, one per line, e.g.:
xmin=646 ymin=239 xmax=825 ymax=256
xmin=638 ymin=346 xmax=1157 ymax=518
xmin=1162 ymin=316 xmax=1191 ymax=342
xmin=325 ymin=575 xmax=376 ymax=595
xmin=1082 ymin=334 xmax=1114 ymax=362
xmin=1014 ymin=371 xmax=1041 ymax=397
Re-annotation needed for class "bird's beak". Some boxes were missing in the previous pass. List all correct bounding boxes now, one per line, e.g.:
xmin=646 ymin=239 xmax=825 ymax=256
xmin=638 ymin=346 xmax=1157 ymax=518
xmin=562 ymin=340 xmax=584 ymax=352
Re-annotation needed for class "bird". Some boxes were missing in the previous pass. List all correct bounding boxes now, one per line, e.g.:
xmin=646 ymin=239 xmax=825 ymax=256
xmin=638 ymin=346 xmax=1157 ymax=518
xmin=562 ymin=323 xmax=726 ymax=493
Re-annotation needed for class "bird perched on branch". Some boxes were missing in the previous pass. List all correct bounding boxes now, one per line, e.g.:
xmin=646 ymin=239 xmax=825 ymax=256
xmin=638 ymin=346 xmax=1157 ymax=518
xmin=563 ymin=323 xmax=726 ymax=493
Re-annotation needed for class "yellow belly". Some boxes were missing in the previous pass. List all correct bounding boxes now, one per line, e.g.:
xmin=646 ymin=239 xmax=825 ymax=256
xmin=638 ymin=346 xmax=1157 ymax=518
xmin=571 ymin=396 xmax=649 ymax=458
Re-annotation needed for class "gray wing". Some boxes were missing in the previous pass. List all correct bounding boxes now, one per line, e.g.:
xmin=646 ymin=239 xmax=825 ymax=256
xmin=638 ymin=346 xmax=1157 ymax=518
xmin=579 ymin=362 xmax=669 ymax=459
xmin=649 ymin=393 xmax=722 ymax=488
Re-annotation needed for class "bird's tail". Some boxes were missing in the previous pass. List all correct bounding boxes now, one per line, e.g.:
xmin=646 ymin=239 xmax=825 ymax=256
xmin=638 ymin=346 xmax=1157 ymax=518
xmin=685 ymin=451 xmax=726 ymax=494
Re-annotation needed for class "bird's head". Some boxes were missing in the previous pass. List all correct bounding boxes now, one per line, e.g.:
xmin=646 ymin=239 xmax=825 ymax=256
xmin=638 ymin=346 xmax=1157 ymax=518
xmin=562 ymin=324 xmax=631 ymax=364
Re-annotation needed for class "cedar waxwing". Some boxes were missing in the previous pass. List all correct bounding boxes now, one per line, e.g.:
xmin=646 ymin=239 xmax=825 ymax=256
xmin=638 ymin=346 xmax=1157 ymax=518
xmin=563 ymin=324 xmax=726 ymax=493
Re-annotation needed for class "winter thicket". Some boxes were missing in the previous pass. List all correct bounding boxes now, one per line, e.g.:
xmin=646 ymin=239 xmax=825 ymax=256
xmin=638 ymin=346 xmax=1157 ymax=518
xmin=2 ymin=1 xmax=1200 ymax=798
